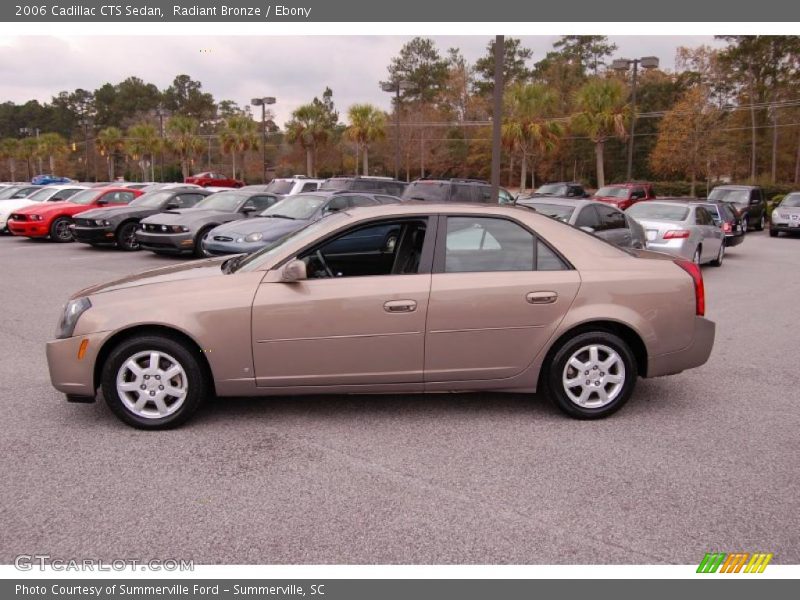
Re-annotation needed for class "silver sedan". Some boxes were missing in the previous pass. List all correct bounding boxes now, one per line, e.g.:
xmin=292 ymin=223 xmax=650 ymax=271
xmin=627 ymin=199 xmax=725 ymax=265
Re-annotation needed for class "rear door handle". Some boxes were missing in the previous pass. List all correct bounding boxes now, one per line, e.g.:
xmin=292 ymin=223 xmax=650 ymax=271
xmin=526 ymin=291 xmax=558 ymax=304
xmin=384 ymin=300 xmax=417 ymax=313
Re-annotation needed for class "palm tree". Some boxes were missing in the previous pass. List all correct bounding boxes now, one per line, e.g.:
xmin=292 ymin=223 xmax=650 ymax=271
xmin=166 ymin=116 xmax=203 ymax=179
xmin=501 ymin=83 xmax=564 ymax=191
xmin=220 ymin=115 xmax=260 ymax=180
xmin=285 ymin=104 xmax=331 ymax=177
xmin=346 ymin=104 xmax=387 ymax=176
xmin=96 ymin=127 xmax=124 ymax=180
xmin=17 ymin=138 xmax=38 ymax=181
xmin=571 ymin=78 xmax=630 ymax=188
xmin=0 ymin=138 xmax=19 ymax=181
xmin=126 ymin=123 xmax=160 ymax=182
xmin=36 ymin=132 xmax=68 ymax=174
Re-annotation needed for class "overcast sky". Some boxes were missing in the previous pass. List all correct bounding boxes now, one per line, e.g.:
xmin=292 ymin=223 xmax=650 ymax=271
xmin=0 ymin=35 xmax=724 ymax=124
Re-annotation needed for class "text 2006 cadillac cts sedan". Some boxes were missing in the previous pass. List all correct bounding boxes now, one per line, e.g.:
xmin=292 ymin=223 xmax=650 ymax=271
xmin=47 ymin=204 xmax=715 ymax=429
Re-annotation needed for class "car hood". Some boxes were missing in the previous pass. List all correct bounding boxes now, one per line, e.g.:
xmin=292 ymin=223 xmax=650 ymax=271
xmin=77 ymin=206 xmax=158 ymax=221
xmin=211 ymin=216 xmax=310 ymax=238
xmin=775 ymin=206 xmax=800 ymax=216
xmin=74 ymin=257 xmax=228 ymax=297
xmin=0 ymin=198 xmax=37 ymax=215
xmin=14 ymin=201 xmax=90 ymax=216
xmin=141 ymin=208 xmax=239 ymax=226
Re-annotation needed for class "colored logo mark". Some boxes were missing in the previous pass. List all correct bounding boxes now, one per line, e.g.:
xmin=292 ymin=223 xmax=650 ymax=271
xmin=697 ymin=552 xmax=773 ymax=573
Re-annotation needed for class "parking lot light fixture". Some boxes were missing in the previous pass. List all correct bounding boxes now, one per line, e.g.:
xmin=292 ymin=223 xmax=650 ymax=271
xmin=381 ymin=80 xmax=412 ymax=181
xmin=252 ymin=97 xmax=277 ymax=184
xmin=613 ymin=55 xmax=660 ymax=180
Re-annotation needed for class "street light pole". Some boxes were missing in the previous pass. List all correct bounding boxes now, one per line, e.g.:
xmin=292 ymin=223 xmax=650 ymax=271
xmin=613 ymin=56 xmax=659 ymax=181
xmin=490 ymin=35 xmax=505 ymax=203
xmin=381 ymin=80 xmax=411 ymax=181
xmin=251 ymin=96 xmax=277 ymax=184
xmin=156 ymin=106 xmax=165 ymax=182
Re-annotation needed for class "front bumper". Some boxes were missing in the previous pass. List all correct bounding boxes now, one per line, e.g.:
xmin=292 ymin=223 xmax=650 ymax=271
xmin=135 ymin=230 xmax=195 ymax=254
xmin=72 ymin=224 xmax=116 ymax=244
xmin=7 ymin=219 xmax=49 ymax=238
xmin=644 ymin=238 xmax=694 ymax=260
xmin=202 ymin=238 xmax=264 ymax=256
xmin=770 ymin=220 xmax=800 ymax=233
xmin=647 ymin=316 xmax=715 ymax=378
xmin=46 ymin=330 xmax=112 ymax=398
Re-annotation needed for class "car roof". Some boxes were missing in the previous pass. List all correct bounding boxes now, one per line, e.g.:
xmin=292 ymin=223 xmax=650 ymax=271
xmin=632 ymin=199 xmax=696 ymax=208
xmin=712 ymin=184 xmax=755 ymax=190
xmin=518 ymin=196 xmax=596 ymax=208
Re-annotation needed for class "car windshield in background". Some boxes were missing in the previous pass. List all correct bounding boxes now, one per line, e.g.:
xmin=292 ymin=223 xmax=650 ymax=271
xmin=780 ymin=194 xmax=800 ymax=207
xmin=595 ymin=186 xmax=628 ymax=198
xmin=0 ymin=187 xmax=25 ymax=199
xmin=528 ymin=203 xmax=575 ymax=222
xmin=318 ymin=179 xmax=350 ymax=191
xmin=403 ymin=182 xmax=449 ymax=202
xmin=263 ymin=180 xmax=295 ymax=194
xmin=194 ymin=192 xmax=246 ymax=211
xmin=627 ymin=203 xmax=689 ymax=221
xmin=130 ymin=191 xmax=175 ymax=208
xmin=261 ymin=195 xmax=326 ymax=220
xmin=535 ymin=184 xmax=566 ymax=195
xmin=25 ymin=188 xmax=57 ymax=202
xmin=68 ymin=189 xmax=103 ymax=205
xmin=708 ymin=188 xmax=749 ymax=204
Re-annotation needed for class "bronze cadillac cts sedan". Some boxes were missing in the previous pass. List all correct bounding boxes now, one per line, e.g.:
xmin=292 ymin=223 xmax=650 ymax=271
xmin=47 ymin=204 xmax=715 ymax=429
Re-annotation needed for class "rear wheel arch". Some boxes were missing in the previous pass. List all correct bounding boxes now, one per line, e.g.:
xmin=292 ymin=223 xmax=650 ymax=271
xmin=93 ymin=325 xmax=216 ymax=396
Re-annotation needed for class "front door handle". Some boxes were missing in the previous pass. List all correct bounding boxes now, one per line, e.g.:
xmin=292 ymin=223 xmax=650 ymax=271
xmin=526 ymin=291 xmax=558 ymax=305
xmin=384 ymin=300 xmax=417 ymax=313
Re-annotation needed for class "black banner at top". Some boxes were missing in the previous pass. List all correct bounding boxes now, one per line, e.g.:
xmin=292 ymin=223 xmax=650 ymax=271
xmin=2 ymin=0 xmax=799 ymax=22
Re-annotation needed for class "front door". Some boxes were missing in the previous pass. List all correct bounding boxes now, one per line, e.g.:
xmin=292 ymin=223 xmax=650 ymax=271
xmin=251 ymin=217 xmax=433 ymax=387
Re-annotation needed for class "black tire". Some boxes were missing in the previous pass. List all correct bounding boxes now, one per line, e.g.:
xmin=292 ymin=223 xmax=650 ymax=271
xmin=742 ymin=217 xmax=749 ymax=232
xmin=769 ymin=229 xmax=778 ymax=238
xmin=116 ymin=221 xmax=140 ymax=251
xmin=756 ymin=213 xmax=765 ymax=231
xmin=49 ymin=217 xmax=74 ymax=243
xmin=710 ymin=242 xmax=724 ymax=267
xmin=193 ymin=226 xmax=214 ymax=258
xmin=693 ymin=246 xmax=702 ymax=265
xmin=543 ymin=331 xmax=637 ymax=419
xmin=101 ymin=334 xmax=207 ymax=429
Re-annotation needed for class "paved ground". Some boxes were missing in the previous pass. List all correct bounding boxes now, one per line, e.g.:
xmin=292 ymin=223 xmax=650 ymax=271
xmin=0 ymin=231 xmax=798 ymax=565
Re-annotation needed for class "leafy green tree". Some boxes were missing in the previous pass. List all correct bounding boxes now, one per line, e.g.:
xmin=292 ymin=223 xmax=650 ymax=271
xmin=473 ymin=37 xmax=534 ymax=95
xmin=126 ymin=122 xmax=160 ymax=181
xmin=346 ymin=104 xmax=387 ymax=175
xmin=0 ymin=138 xmax=19 ymax=180
xmin=572 ymin=78 xmax=630 ymax=187
xmin=162 ymin=74 xmax=216 ymax=122
xmin=166 ymin=116 xmax=203 ymax=178
xmin=17 ymin=137 xmax=39 ymax=180
xmin=96 ymin=127 xmax=124 ymax=180
xmin=381 ymin=37 xmax=449 ymax=104
xmin=285 ymin=103 xmax=334 ymax=177
xmin=37 ymin=132 xmax=68 ymax=173
xmin=553 ymin=36 xmax=618 ymax=75
xmin=220 ymin=115 xmax=260 ymax=180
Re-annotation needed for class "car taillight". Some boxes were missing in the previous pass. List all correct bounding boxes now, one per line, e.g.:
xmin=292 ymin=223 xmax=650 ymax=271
xmin=723 ymin=222 xmax=732 ymax=233
xmin=663 ymin=230 xmax=690 ymax=239
xmin=674 ymin=258 xmax=705 ymax=316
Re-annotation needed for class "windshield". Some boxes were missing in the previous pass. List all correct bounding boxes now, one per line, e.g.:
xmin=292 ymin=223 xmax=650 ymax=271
xmin=318 ymin=178 xmax=350 ymax=191
xmin=402 ymin=181 xmax=449 ymax=202
xmin=779 ymin=194 xmax=800 ymax=208
xmin=0 ymin=186 xmax=31 ymax=199
xmin=527 ymin=203 xmax=575 ymax=222
xmin=263 ymin=180 xmax=295 ymax=194
xmin=595 ymin=186 xmax=628 ymax=198
xmin=234 ymin=215 xmax=345 ymax=273
xmin=627 ymin=203 xmax=689 ymax=221
xmin=25 ymin=188 xmax=58 ymax=202
xmin=708 ymin=188 xmax=750 ymax=205
xmin=261 ymin=194 xmax=326 ymax=220
xmin=194 ymin=192 xmax=247 ymax=211
xmin=69 ymin=189 xmax=103 ymax=205
xmin=130 ymin=190 xmax=176 ymax=208
xmin=535 ymin=184 xmax=566 ymax=195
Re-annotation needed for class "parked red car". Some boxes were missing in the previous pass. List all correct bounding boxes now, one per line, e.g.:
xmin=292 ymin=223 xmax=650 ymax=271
xmin=593 ymin=182 xmax=656 ymax=210
xmin=184 ymin=172 xmax=244 ymax=188
xmin=7 ymin=187 xmax=143 ymax=242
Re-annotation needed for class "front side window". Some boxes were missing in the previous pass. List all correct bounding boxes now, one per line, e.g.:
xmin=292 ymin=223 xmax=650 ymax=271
xmin=194 ymin=192 xmax=248 ymax=212
xmin=444 ymin=217 xmax=534 ymax=273
xmin=104 ymin=191 xmax=135 ymax=204
xmin=242 ymin=195 xmax=276 ymax=212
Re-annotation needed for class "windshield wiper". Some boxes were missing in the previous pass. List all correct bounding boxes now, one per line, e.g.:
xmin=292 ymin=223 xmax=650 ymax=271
xmin=267 ymin=214 xmax=296 ymax=220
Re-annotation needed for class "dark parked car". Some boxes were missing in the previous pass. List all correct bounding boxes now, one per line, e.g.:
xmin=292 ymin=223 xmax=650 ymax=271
xmin=402 ymin=178 xmax=515 ymax=204
xmin=528 ymin=182 xmax=590 ymax=198
xmin=72 ymin=187 xmax=212 ymax=250
xmin=319 ymin=176 xmax=407 ymax=196
xmin=136 ymin=190 xmax=281 ymax=257
xmin=202 ymin=191 xmax=402 ymax=256
xmin=516 ymin=196 xmax=645 ymax=250
xmin=692 ymin=200 xmax=744 ymax=247
xmin=707 ymin=185 xmax=767 ymax=231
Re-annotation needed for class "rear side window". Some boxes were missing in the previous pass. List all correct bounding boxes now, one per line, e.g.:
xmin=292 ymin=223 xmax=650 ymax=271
xmin=575 ymin=206 xmax=601 ymax=229
xmin=175 ymin=193 xmax=205 ymax=208
xmin=595 ymin=205 xmax=627 ymax=230
xmin=105 ymin=191 xmax=135 ymax=204
xmin=537 ymin=240 xmax=568 ymax=271
xmin=384 ymin=182 xmax=406 ymax=196
xmin=300 ymin=182 xmax=318 ymax=192
xmin=52 ymin=189 xmax=81 ymax=201
xmin=349 ymin=195 xmax=379 ymax=208
xmin=444 ymin=217 xmax=534 ymax=272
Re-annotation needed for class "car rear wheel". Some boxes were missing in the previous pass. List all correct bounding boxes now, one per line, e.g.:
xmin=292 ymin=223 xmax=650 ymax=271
xmin=50 ymin=217 xmax=74 ymax=242
xmin=756 ymin=214 xmax=765 ymax=231
xmin=742 ymin=217 xmax=749 ymax=232
xmin=710 ymin=242 xmax=724 ymax=267
xmin=769 ymin=229 xmax=778 ymax=237
xmin=101 ymin=334 xmax=207 ymax=429
xmin=545 ymin=332 xmax=637 ymax=419
xmin=692 ymin=246 xmax=701 ymax=264
xmin=116 ymin=221 xmax=140 ymax=251
xmin=194 ymin=226 xmax=214 ymax=258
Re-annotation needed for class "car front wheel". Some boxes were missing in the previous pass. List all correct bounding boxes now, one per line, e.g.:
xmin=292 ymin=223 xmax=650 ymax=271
xmin=50 ymin=217 xmax=74 ymax=242
xmin=116 ymin=222 xmax=140 ymax=251
xmin=101 ymin=334 xmax=208 ymax=429
xmin=194 ymin=226 xmax=214 ymax=258
xmin=545 ymin=331 xmax=637 ymax=419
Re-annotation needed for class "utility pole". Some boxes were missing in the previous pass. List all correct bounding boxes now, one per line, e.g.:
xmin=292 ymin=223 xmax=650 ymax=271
xmin=613 ymin=56 xmax=660 ymax=180
xmin=490 ymin=35 xmax=504 ymax=203
xmin=252 ymin=96 xmax=276 ymax=183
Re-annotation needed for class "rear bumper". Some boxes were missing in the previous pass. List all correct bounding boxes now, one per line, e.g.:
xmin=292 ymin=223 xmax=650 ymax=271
xmin=644 ymin=238 xmax=694 ymax=260
xmin=646 ymin=316 xmax=715 ymax=378
xmin=72 ymin=225 xmax=115 ymax=244
xmin=135 ymin=230 xmax=194 ymax=254
xmin=724 ymin=232 xmax=745 ymax=247
xmin=7 ymin=220 xmax=49 ymax=238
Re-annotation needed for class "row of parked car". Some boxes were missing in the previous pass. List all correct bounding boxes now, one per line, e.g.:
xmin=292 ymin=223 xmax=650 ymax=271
xmin=2 ymin=176 xmax=798 ymax=268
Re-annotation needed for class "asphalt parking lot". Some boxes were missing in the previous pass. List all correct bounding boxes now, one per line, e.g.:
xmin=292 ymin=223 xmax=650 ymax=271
xmin=1 ymin=232 xmax=798 ymax=565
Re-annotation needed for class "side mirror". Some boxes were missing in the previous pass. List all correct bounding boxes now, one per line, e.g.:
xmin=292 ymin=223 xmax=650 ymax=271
xmin=96 ymin=199 xmax=108 ymax=206
xmin=580 ymin=226 xmax=595 ymax=233
xmin=281 ymin=259 xmax=307 ymax=283
xmin=241 ymin=206 xmax=257 ymax=214
xmin=165 ymin=202 xmax=179 ymax=210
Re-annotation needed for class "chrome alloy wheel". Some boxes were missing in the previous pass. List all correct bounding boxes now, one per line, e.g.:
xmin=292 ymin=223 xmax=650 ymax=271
xmin=561 ymin=344 xmax=626 ymax=408
xmin=115 ymin=350 xmax=188 ymax=419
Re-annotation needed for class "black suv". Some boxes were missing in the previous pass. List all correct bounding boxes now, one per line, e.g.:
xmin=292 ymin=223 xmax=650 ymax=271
xmin=707 ymin=185 xmax=767 ymax=231
xmin=528 ymin=181 xmax=590 ymax=198
xmin=318 ymin=176 xmax=407 ymax=197
xmin=401 ymin=178 xmax=515 ymax=204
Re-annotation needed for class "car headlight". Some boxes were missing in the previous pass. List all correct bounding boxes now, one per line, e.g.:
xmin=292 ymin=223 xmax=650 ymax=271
xmin=55 ymin=297 xmax=91 ymax=340
xmin=95 ymin=219 xmax=109 ymax=226
xmin=244 ymin=232 xmax=263 ymax=243
xmin=30 ymin=214 xmax=43 ymax=221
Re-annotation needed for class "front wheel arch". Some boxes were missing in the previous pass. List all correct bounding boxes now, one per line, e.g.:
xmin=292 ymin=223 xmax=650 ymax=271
xmin=93 ymin=325 xmax=216 ymax=397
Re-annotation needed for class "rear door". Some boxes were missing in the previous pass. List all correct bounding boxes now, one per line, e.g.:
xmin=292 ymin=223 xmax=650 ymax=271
xmin=694 ymin=206 xmax=723 ymax=261
xmin=424 ymin=215 xmax=580 ymax=383
xmin=594 ymin=204 xmax=632 ymax=247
